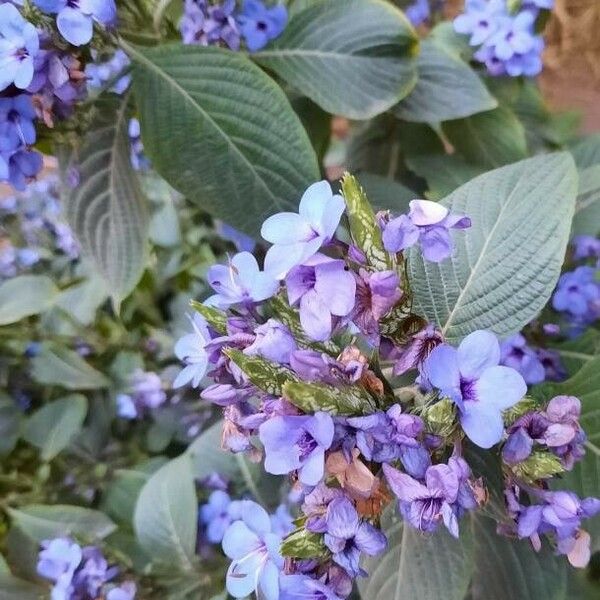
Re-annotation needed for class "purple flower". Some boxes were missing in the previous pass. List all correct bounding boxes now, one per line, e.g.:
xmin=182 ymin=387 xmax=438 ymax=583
xmin=37 ymin=537 xmax=82 ymax=596
xmin=280 ymin=574 xmax=342 ymax=600
xmin=222 ymin=500 xmax=285 ymax=600
xmin=174 ymin=313 xmax=211 ymax=388
xmin=286 ymin=253 xmax=356 ymax=341
xmin=405 ymin=0 xmax=430 ymax=27
xmin=216 ymin=220 xmax=256 ymax=252
xmin=33 ymin=0 xmax=116 ymax=46
xmin=116 ymin=369 xmax=166 ymax=419
xmin=536 ymin=348 xmax=567 ymax=382
xmin=207 ymin=251 xmax=279 ymax=308
xmin=323 ymin=496 xmax=386 ymax=577
xmin=72 ymin=546 xmax=114 ymax=598
xmin=0 ymin=3 xmax=39 ymax=91
xmin=259 ymin=412 xmax=335 ymax=486
xmin=572 ymin=235 xmax=600 ymax=260
xmin=244 ymin=319 xmax=297 ymax=364
xmin=384 ymin=458 xmax=476 ymax=537
xmin=488 ymin=10 xmax=536 ymax=61
xmin=237 ymin=0 xmax=287 ymax=52
xmin=552 ymin=266 xmax=600 ymax=327
xmin=423 ymin=330 xmax=527 ymax=448
xmin=392 ymin=324 xmax=443 ymax=375
xmin=262 ymin=181 xmax=345 ymax=279
xmin=4 ymin=148 xmax=42 ymax=190
xmin=382 ymin=199 xmax=470 ymax=263
xmin=85 ymin=49 xmax=130 ymax=95
xmin=302 ymin=483 xmax=343 ymax=533
xmin=200 ymin=490 xmax=236 ymax=543
xmin=270 ymin=504 xmax=294 ymax=538
xmin=515 ymin=490 xmax=600 ymax=567
xmin=500 ymin=333 xmax=545 ymax=385
xmin=179 ymin=0 xmax=241 ymax=50
xmin=453 ymin=0 xmax=506 ymax=46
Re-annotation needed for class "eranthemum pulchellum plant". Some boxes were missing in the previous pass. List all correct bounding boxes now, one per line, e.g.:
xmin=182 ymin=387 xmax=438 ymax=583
xmin=172 ymin=172 xmax=598 ymax=599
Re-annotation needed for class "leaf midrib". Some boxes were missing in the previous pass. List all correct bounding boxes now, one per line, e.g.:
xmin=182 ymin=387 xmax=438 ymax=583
xmin=124 ymin=42 xmax=278 ymax=207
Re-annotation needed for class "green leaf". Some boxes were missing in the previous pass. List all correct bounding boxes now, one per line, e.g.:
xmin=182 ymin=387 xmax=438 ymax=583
xmin=570 ymin=133 xmax=600 ymax=169
xmin=282 ymin=380 xmax=377 ymax=415
xmin=0 ymin=572 xmax=45 ymax=599
xmin=408 ymin=153 xmax=578 ymax=343
xmin=66 ymin=95 xmax=148 ymax=310
xmin=133 ymin=455 xmax=197 ymax=570
xmin=547 ymin=328 xmax=600 ymax=377
xmin=127 ymin=42 xmax=319 ymax=236
xmin=55 ymin=275 xmax=108 ymax=326
xmin=572 ymin=164 xmax=600 ymax=236
xmin=0 ymin=393 xmax=21 ymax=456
xmin=189 ymin=301 xmax=227 ymax=334
xmin=359 ymin=508 xmax=474 ymax=600
xmin=442 ymin=107 xmax=528 ymax=169
xmin=356 ymin=173 xmax=415 ymax=213
xmin=31 ymin=343 xmax=109 ymax=389
xmin=23 ymin=395 xmax=88 ymax=461
xmin=7 ymin=505 xmax=116 ymax=542
xmin=393 ymin=40 xmax=497 ymax=123
xmin=341 ymin=173 xmax=391 ymax=270
xmin=290 ymin=94 xmax=332 ymax=166
xmin=470 ymin=516 xmax=567 ymax=600
xmin=0 ymin=275 xmax=58 ymax=325
xmin=254 ymin=0 xmax=418 ymax=119
xmin=224 ymin=348 xmax=299 ymax=396
xmin=405 ymin=153 xmax=484 ymax=200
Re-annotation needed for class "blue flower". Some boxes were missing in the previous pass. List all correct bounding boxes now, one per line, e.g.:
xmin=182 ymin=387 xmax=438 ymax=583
xmin=499 ymin=333 xmax=545 ymax=385
xmin=216 ymin=220 xmax=256 ymax=252
xmin=37 ymin=537 xmax=82 ymax=599
xmin=106 ymin=582 xmax=136 ymax=600
xmin=237 ymin=0 xmax=287 ymax=52
xmin=405 ymin=0 xmax=430 ymax=27
xmin=222 ymin=500 xmax=284 ymax=600
xmin=206 ymin=251 xmax=280 ymax=308
xmin=423 ymin=330 xmax=527 ymax=448
xmin=323 ymin=496 xmax=387 ymax=577
xmin=259 ymin=412 xmax=335 ymax=486
xmin=180 ymin=0 xmax=241 ymax=50
xmin=0 ymin=3 xmax=39 ymax=91
xmin=200 ymin=490 xmax=236 ymax=543
xmin=244 ymin=319 xmax=297 ymax=364
xmin=4 ymin=148 xmax=43 ymax=190
xmin=262 ymin=181 xmax=345 ymax=279
xmin=85 ymin=49 xmax=130 ymax=94
xmin=280 ymin=574 xmax=342 ymax=600
xmin=33 ymin=0 xmax=117 ymax=46
xmin=552 ymin=266 xmax=600 ymax=330
xmin=270 ymin=504 xmax=294 ymax=538
xmin=173 ymin=313 xmax=211 ymax=388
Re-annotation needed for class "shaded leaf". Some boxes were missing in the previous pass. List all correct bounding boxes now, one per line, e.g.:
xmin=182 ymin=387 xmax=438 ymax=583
xmin=255 ymin=0 xmax=418 ymax=119
xmin=23 ymin=395 xmax=88 ymax=461
xmin=128 ymin=43 xmax=319 ymax=236
xmin=0 ymin=275 xmax=58 ymax=325
xmin=408 ymin=154 xmax=577 ymax=343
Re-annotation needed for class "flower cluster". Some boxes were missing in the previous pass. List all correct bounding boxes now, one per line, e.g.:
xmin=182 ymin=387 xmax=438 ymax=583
xmin=179 ymin=0 xmax=287 ymax=52
xmin=454 ymin=0 xmax=554 ymax=77
xmin=0 ymin=175 xmax=79 ymax=279
xmin=85 ymin=49 xmax=131 ymax=96
xmin=0 ymin=0 xmax=118 ymax=189
xmin=172 ymin=175 xmax=599 ymax=597
xmin=116 ymin=369 xmax=167 ymax=419
xmin=37 ymin=537 xmax=135 ymax=600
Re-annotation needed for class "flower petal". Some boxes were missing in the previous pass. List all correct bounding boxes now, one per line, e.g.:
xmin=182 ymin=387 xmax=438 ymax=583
xmin=261 ymin=212 xmax=313 ymax=244
xmin=423 ymin=344 xmax=461 ymax=402
xmin=460 ymin=401 xmax=504 ymax=448
xmin=408 ymin=199 xmax=448 ymax=226
xmin=475 ymin=365 xmax=526 ymax=411
xmin=222 ymin=520 xmax=261 ymax=559
xmin=314 ymin=260 xmax=356 ymax=317
xmin=299 ymin=288 xmax=332 ymax=341
xmin=457 ymin=330 xmax=501 ymax=380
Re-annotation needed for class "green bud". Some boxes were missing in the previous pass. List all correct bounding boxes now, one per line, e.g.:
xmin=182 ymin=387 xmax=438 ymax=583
xmin=283 ymin=380 xmax=377 ymax=416
xmin=190 ymin=300 xmax=227 ymax=334
xmin=512 ymin=451 xmax=564 ymax=483
xmin=341 ymin=173 xmax=391 ymax=272
xmin=503 ymin=397 xmax=538 ymax=426
xmin=224 ymin=349 xmax=298 ymax=396
xmin=281 ymin=528 xmax=329 ymax=560
xmin=423 ymin=398 xmax=457 ymax=438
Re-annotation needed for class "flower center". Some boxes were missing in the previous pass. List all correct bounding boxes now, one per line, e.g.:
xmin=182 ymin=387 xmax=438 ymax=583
xmin=460 ymin=378 xmax=477 ymax=402
xmin=297 ymin=431 xmax=317 ymax=459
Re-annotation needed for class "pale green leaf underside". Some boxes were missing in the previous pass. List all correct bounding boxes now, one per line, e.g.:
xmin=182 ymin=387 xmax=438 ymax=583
xmin=128 ymin=43 xmax=319 ymax=236
xmin=133 ymin=455 xmax=197 ymax=570
xmin=255 ymin=0 xmax=418 ymax=119
xmin=67 ymin=95 xmax=148 ymax=309
xmin=394 ymin=40 xmax=497 ymax=123
xmin=0 ymin=275 xmax=58 ymax=325
xmin=408 ymin=153 xmax=577 ymax=343
xmin=572 ymin=164 xmax=600 ymax=236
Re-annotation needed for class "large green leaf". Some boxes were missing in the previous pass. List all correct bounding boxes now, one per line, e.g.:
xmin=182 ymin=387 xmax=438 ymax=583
xmin=254 ymin=0 xmax=418 ymax=119
xmin=408 ymin=154 xmax=578 ymax=343
xmin=470 ymin=516 xmax=567 ymax=600
xmin=31 ymin=343 xmax=109 ymax=389
xmin=127 ymin=42 xmax=319 ymax=236
xmin=547 ymin=329 xmax=600 ymax=377
xmin=393 ymin=40 xmax=496 ymax=123
xmin=7 ymin=505 xmax=116 ymax=542
xmin=22 ymin=395 xmax=88 ymax=461
xmin=442 ymin=107 xmax=528 ymax=169
xmin=0 ymin=275 xmax=58 ymax=325
xmin=359 ymin=508 xmax=474 ymax=600
xmin=570 ymin=133 xmax=600 ymax=169
xmin=67 ymin=95 xmax=148 ymax=310
xmin=572 ymin=164 xmax=600 ymax=236
xmin=357 ymin=173 xmax=415 ymax=212
xmin=133 ymin=455 xmax=197 ymax=570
